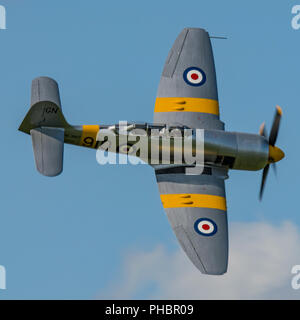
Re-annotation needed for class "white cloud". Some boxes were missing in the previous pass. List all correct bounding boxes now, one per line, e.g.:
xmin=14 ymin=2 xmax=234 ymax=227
xmin=99 ymin=221 xmax=300 ymax=299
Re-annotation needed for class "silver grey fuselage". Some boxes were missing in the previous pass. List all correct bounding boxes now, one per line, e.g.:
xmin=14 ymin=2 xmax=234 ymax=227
xmin=92 ymin=123 xmax=269 ymax=171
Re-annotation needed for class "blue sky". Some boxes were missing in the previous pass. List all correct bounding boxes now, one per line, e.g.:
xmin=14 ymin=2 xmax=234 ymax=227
xmin=0 ymin=0 xmax=299 ymax=299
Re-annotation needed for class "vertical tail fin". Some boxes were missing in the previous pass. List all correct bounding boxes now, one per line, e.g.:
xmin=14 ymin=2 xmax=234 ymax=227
xmin=19 ymin=77 xmax=69 ymax=134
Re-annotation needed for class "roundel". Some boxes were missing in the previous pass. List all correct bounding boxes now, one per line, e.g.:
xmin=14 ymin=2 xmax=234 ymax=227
xmin=194 ymin=218 xmax=217 ymax=236
xmin=183 ymin=67 xmax=206 ymax=86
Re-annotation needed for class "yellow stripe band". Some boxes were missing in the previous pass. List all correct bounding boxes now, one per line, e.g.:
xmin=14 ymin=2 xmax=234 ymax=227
xmin=80 ymin=125 xmax=100 ymax=148
xmin=160 ymin=194 xmax=226 ymax=211
xmin=154 ymin=97 xmax=219 ymax=116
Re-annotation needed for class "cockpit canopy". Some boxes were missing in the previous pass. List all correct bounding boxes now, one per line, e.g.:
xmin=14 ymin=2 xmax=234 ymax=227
xmin=103 ymin=122 xmax=193 ymax=137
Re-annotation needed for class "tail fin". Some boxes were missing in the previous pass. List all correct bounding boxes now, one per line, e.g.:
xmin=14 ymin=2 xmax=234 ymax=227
xmin=19 ymin=77 xmax=69 ymax=177
xmin=19 ymin=77 xmax=69 ymax=134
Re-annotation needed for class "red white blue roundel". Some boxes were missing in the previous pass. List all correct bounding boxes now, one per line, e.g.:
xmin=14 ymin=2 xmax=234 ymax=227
xmin=194 ymin=218 xmax=217 ymax=236
xmin=183 ymin=67 xmax=206 ymax=86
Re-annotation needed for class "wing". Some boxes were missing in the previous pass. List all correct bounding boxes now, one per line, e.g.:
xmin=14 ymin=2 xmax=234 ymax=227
xmin=154 ymin=28 xmax=224 ymax=130
xmin=155 ymin=168 xmax=228 ymax=275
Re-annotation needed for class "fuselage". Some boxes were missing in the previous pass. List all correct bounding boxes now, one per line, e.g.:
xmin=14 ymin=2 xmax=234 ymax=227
xmin=63 ymin=122 xmax=270 ymax=171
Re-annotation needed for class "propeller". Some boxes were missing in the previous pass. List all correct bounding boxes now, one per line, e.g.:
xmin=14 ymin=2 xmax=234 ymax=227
xmin=259 ymin=106 xmax=284 ymax=200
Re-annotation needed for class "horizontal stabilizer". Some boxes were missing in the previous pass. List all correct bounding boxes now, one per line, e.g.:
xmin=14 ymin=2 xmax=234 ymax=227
xmin=30 ymin=127 xmax=64 ymax=177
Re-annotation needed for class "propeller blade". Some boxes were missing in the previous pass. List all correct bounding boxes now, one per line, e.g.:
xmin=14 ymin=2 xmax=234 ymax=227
xmin=269 ymin=106 xmax=282 ymax=146
xmin=259 ymin=164 xmax=270 ymax=201
xmin=259 ymin=106 xmax=283 ymax=201
xmin=259 ymin=122 xmax=267 ymax=138
xmin=272 ymin=163 xmax=277 ymax=177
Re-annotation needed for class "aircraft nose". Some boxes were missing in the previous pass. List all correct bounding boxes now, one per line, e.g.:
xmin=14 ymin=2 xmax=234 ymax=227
xmin=268 ymin=145 xmax=285 ymax=163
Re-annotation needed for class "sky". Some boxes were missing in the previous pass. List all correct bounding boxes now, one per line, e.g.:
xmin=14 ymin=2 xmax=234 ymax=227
xmin=0 ymin=0 xmax=299 ymax=299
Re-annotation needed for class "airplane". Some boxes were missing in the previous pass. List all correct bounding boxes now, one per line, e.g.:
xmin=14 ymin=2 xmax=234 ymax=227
xmin=19 ymin=28 xmax=284 ymax=275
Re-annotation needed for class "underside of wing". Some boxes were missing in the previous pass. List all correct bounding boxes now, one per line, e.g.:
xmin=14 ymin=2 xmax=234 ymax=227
xmin=154 ymin=28 xmax=224 ymax=130
xmin=155 ymin=168 xmax=228 ymax=275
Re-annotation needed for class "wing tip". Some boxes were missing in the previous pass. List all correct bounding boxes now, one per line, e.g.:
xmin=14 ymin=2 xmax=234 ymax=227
xmin=174 ymin=225 xmax=228 ymax=275
xmin=200 ymin=267 xmax=228 ymax=276
xmin=182 ymin=27 xmax=208 ymax=35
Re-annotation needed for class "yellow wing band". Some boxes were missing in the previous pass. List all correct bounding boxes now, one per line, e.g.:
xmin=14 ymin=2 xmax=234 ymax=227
xmin=154 ymin=97 xmax=219 ymax=116
xmin=160 ymin=194 xmax=226 ymax=211
xmin=80 ymin=125 xmax=100 ymax=148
